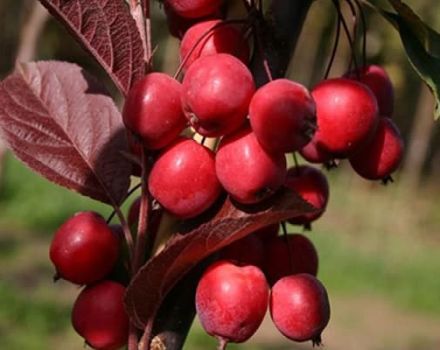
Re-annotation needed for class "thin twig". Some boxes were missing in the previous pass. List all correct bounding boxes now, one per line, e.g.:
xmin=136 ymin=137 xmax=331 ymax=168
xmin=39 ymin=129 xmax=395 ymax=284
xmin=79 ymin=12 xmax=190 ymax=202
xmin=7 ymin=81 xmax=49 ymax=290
xmin=128 ymin=324 xmax=139 ymax=350
xmin=114 ymin=205 xmax=134 ymax=270
xmin=107 ymin=183 xmax=141 ymax=224
xmin=281 ymin=222 xmax=295 ymax=274
xmin=132 ymin=146 xmax=150 ymax=273
xmin=354 ymin=0 xmax=367 ymax=67
xmin=253 ymin=20 xmax=274 ymax=82
xmin=324 ymin=13 xmax=342 ymax=79
xmin=331 ymin=0 xmax=359 ymax=73
xmin=139 ymin=320 xmax=154 ymax=350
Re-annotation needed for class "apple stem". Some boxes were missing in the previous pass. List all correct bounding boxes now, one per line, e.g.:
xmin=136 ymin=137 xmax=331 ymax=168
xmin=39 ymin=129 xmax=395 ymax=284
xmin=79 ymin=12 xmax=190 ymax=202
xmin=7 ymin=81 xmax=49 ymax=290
xmin=354 ymin=0 xmax=368 ymax=68
xmin=128 ymin=323 xmax=140 ymax=350
xmin=113 ymin=205 xmax=134 ymax=269
xmin=217 ymin=337 xmax=229 ymax=350
xmin=106 ymin=183 xmax=142 ymax=224
xmin=138 ymin=320 xmax=154 ymax=350
xmin=331 ymin=0 xmax=360 ymax=74
xmin=132 ymin=146 xmax=151 ymax=273
xmin=324 ymin=14 xmax=342 ymax=79
xmin=282 ymin=222 xmax=295 ymax=275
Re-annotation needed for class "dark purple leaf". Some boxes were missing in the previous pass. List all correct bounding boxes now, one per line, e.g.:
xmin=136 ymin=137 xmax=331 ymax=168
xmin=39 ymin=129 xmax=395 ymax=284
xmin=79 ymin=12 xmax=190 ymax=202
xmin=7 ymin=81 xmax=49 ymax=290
xmin=38 ymin=0 xmax=145 ymax=96
xmin=0 ymin=61 xmax=131 ymax=205
xmin=125 ymin=189 xmax=316 ymax=328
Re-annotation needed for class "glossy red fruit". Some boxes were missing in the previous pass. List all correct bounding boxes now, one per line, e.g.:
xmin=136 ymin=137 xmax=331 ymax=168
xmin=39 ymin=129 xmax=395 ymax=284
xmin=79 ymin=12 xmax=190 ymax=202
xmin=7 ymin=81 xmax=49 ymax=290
xmin=165 ymin=0 xmax=223 ymax=19
xmin=164 ymin=3 xmax=221 ymax=39
xmin=196 ymin=260 xmax=269 ymax=346
xmin=270 ymin=274 xmax=330 ymax=345
xmin=216 ymin=127 xmax=287 ymax=204
xmin=219 ymin=234 xmax=265 ymax=268
xmin=349 ymin=117 xmax=404 ymax=180
xmin=285 ymin=165 xmax=329 ymax=226
xmin=311 ymin=78 xmax=379 ymax=158
xmin=182 ymin=53 xmax=255 ymax=137
xmin=148 ymin=138 xmax=222 ymax=218
xmin=72 ymin=281 xmax=129 ymax=350
xmin=50 ymin=211 xmax=120 ymax=285
xmin=264 ymin=234 xmax=318 ymax=286
xmin=345 ymin=64 xmax=394 ymax=117
xmin=249 ymin=79 xmax=316 ymax=153
xmin=123 ymin=73 xmax=186 ymax=150
xmin=299 ymin=139 xmax=333 ymax=164
xmin=180 ymin=20 xmax=249 ymax=72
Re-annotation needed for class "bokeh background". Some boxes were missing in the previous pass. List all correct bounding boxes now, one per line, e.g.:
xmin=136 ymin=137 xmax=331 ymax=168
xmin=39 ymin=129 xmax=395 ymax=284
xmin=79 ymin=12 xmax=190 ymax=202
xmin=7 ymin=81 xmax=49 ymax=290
xmin=0 ymin=0 xmax=439 ymax=349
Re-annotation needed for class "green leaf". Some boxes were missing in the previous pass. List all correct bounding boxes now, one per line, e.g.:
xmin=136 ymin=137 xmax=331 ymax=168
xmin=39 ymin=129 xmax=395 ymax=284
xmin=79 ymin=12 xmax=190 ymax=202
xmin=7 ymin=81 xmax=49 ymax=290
xmin=362 ymin=0 xmax=440 ymax=119
xmin=387 ymin=0 xmax=440 ymax=58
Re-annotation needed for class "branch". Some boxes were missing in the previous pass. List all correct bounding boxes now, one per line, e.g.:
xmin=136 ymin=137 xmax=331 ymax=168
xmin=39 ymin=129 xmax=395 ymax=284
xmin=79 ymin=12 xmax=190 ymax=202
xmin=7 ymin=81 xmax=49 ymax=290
xmin=148 ymin=263 xmax=208 ymax=350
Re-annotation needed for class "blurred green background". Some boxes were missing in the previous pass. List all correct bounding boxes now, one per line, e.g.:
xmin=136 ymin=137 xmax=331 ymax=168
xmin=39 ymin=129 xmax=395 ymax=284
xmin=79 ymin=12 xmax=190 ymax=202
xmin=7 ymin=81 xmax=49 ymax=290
xmin=0 ymin=0 xmax=439 ymax=349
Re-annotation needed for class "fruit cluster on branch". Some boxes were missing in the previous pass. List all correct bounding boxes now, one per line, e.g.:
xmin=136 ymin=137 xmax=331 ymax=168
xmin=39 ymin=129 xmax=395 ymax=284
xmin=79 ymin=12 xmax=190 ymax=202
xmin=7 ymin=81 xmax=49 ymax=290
xmin=4 ymin=0 xmax=432 ymax=349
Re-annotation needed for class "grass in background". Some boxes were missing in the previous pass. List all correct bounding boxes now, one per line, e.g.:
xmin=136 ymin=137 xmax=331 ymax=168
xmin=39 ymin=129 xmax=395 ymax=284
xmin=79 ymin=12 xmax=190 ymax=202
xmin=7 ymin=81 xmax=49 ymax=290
xmin=0 ymin=154 xmax=130 ymax=235
xmin=0 ymin=281 xmax=71 ymax=350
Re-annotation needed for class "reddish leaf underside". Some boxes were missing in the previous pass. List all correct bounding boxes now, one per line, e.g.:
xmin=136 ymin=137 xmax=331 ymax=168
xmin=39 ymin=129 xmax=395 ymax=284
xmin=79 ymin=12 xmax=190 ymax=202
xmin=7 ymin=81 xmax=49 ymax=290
xmin=38 ymin=0 xmax=145 ymax=96
xmin=0 ymin=61 xmax=131 ymax=206
xmin=125 ymin=189 xmax=317 ymax=328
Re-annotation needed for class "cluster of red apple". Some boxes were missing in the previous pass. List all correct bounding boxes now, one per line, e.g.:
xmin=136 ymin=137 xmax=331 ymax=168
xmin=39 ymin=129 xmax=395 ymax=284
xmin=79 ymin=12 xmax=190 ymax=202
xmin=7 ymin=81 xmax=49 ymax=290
xmin=50 ymin=211 xmax=129 ymax=350
xmin=48 ymin=0 xmax=405 ymax=349
xmin=195 ymin=224 xmax=329 ymax=348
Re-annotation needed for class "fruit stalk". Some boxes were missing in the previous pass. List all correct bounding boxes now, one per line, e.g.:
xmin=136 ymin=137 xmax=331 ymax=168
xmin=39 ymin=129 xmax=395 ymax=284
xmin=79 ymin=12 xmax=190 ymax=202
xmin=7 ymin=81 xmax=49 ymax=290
xmin=133 ymin=146 xmax=151 ymax=273
xmin=129 ymin=147 xmax=152 ymax=350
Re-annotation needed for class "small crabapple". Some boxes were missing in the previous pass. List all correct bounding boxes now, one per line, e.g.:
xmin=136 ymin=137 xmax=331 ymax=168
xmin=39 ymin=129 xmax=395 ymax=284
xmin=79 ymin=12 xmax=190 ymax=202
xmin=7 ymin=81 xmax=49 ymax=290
xmin=264 ymin=234 xmax=319 ymax=285
xmin=50 ymin=211 xmax=120 ymax=285
xmin=165 ymin=0 xmax=223 ymax=19
xmin=345 ymin=64 xmax=394 ymax=117
xmin=182 ymin=53 xmax=255 ymax=137
xmin=270 ymin=274 xmax=330 ymax=345
xmin=349 ymin=117 xmax=404 ymax=180
xmin=180 ymin=19 xmax=249 ymax=72
xmin=249 ymin=79 xmax=317 ymax=153
xmin=148 ymin=138 xmax=222 ymax=218
xmin=72 ymin=281 xmax=129 ymax=350
xmin=164 ymin=3 xmax=221 ymax=39
xmin=215 ymin=127 xmax=287 ymax=204
xmin=311 ymin=78 xmax=379 ymax=158
xmin=196 ymin=260 xmax=269 ymax=346
xmin=219 ymin=234 xmax=265 ymax=267
xmin=123 ymin=73 xmax=187 ymax=150
xmin=285 ymin=165 xmax=329 ymax=227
